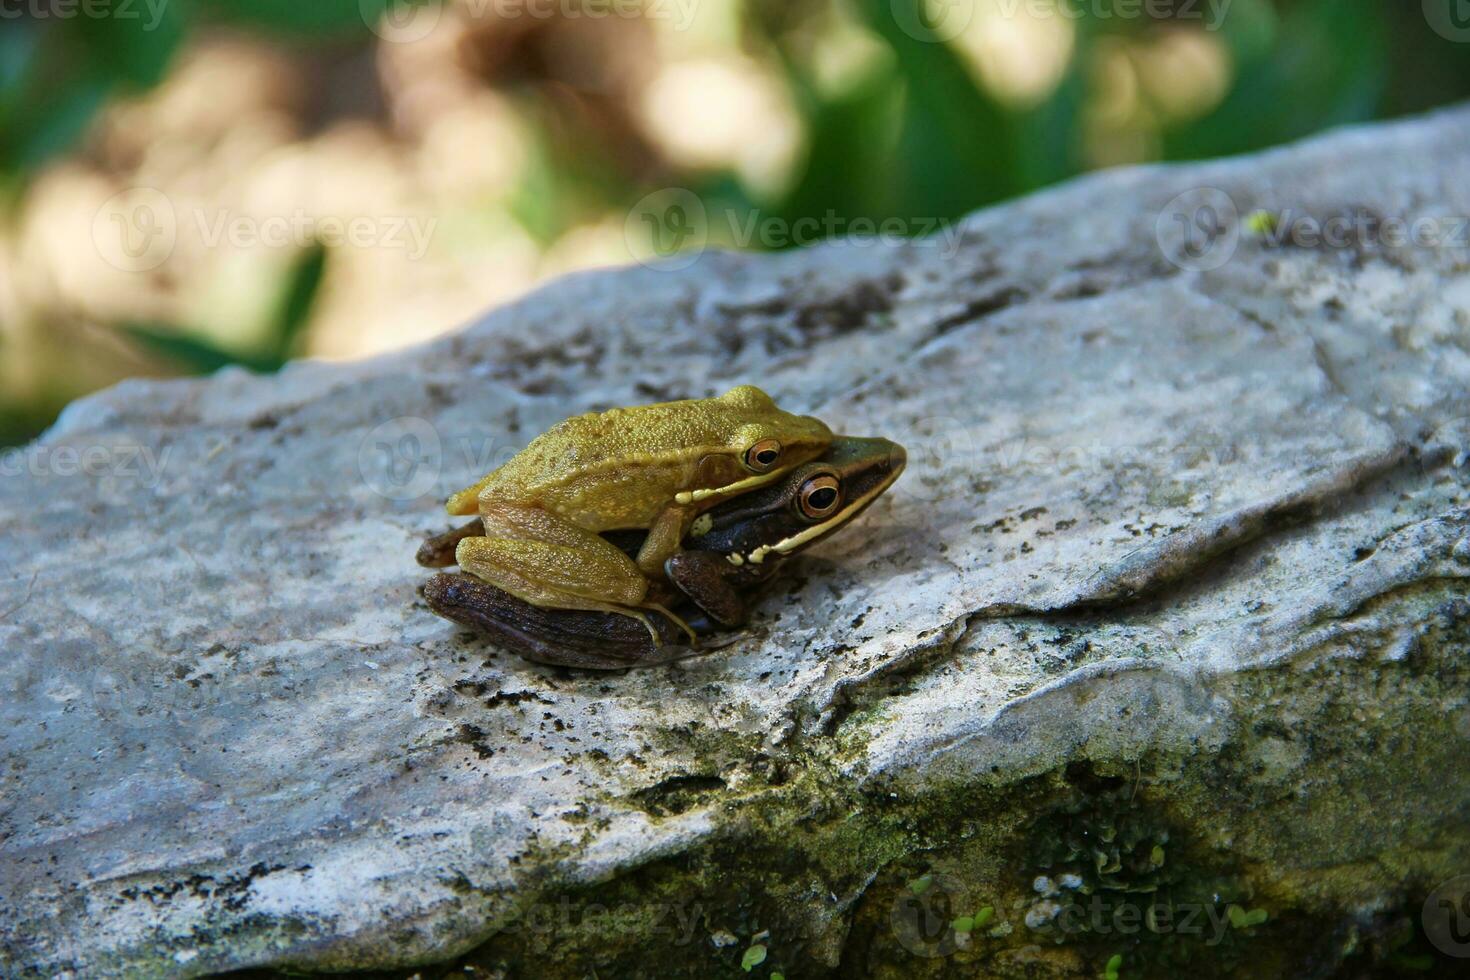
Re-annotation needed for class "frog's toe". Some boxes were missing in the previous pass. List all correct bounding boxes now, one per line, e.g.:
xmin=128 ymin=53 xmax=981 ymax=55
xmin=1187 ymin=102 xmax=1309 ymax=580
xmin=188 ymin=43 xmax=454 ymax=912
xmin=417 ymin=518 xmax=485 ymax=568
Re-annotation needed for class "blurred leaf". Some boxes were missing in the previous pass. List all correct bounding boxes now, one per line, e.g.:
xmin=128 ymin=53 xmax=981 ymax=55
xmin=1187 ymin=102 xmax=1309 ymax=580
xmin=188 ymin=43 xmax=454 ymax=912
xmin=269 ymin=242 xmax=328 ymax=364
xmin=1211 ymin=0 xmax=1279 ymax=63
xmin=0 ymin=398 xmax=58 ymax=448
xmin=0 ymin=71 xmax=112 ymax=175
xmin=1161 ymin=0 xmax=1387 ymax=160
xmin=114 ymin=243 xmax=326 ymax=375
xmin=772 ymin=58 xmax=904 ymax=225
xmin=0 ymin=25 xmax=41 ymax=92
xmin=1009 ymin=53 xmax=1086 ymax=192
xmin=0 ymin=25 xmax=113 ymax=175
xmin=506 ymin=129 xmax=568 ymax=246
xmin=116 ymin=322 xmax=275 ymax=375
xmin=196 ymin=0 xmax=426 ymax=36
xmin=856 ymin=0 xmax=1021 ymax=219
xmin=73 ymin=0 xmax=188 ymax=89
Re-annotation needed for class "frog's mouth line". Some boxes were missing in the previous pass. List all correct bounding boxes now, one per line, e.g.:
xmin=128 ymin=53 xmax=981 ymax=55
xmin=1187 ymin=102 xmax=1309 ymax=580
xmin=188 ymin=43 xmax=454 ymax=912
xmin=738 ymin=451 xmax=906 ymax=566
xmin=674 ymin=469 xmax=786 ymax=505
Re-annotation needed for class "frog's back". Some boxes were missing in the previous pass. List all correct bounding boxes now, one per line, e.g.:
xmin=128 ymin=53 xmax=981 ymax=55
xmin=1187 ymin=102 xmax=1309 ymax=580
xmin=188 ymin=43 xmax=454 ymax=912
xmin=445 ymin=390 xmax=774 ymax=516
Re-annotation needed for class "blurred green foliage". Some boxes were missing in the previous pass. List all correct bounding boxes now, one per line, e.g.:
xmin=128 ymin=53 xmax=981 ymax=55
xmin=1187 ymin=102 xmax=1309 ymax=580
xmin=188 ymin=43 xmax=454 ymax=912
xmin=116 ymin=242 xmax=327 ymax=373
xmin=3 ymin=0 xmax=1470 ymax=447
xmin=0 ymin=1 xmax=412 ymax=177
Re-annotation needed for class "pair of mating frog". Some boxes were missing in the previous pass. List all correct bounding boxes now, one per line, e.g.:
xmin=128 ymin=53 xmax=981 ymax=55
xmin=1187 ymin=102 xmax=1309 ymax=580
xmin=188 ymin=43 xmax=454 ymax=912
xmin=417 ymin=385 xmax=905 ymax=669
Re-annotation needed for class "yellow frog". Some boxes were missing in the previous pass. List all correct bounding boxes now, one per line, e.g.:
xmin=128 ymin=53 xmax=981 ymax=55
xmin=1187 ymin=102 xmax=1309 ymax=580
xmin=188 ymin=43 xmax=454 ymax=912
xmin=442 ymin=385 xmax=833 ymax=641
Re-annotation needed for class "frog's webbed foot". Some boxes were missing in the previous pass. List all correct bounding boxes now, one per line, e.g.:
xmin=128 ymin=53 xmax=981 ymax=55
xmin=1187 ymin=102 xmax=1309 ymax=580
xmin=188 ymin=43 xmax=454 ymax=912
xmin=638 ymin=600 xmax=699 ymax=646
xmin=417 ymin=518 xmax=485 ymax=567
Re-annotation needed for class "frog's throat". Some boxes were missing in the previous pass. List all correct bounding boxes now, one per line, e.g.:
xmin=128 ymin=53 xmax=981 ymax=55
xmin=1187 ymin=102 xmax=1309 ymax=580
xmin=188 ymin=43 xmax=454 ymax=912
xmin=673 ymin=470 xmax=782 ymax=505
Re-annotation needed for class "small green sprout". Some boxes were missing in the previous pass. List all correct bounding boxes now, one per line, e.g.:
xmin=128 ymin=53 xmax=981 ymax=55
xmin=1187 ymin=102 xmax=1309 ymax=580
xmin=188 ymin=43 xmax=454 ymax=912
xmin=1245 ymin=210 xmax=1280 ymax=236
xmin=908 ymin=874 xmax=933 ymax=895
xmin=1227 ymin=904 xmax=1268 ymax=928
xmin=741 ymin=944 xmax=767 ymax=972
xmin=1103 ymin=952 xmax=1124 ymax=980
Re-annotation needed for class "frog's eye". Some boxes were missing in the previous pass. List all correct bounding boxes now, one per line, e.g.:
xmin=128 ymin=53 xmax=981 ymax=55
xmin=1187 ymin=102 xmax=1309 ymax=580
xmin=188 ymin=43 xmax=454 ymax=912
xmin=798 ymin=475 xmax=842 ymax=520
xmin=745 ymin=439 xmax=782 ymax=472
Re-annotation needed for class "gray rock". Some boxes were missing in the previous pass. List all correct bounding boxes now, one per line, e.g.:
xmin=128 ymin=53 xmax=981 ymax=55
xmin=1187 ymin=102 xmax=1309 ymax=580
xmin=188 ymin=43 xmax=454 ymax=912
xmin=3 ymin=105 xmax=1469 ymax=978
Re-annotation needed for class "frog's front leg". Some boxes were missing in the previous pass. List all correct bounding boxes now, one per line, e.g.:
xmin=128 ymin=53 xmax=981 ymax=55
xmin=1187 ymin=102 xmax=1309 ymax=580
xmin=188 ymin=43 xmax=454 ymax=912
xmin=633 ymin=503 xmax=692 ymax=578
xmin=664 ymin=550 xmax=750 ymax=627
xmin=458 ymin=500 xmax=695 ymax=644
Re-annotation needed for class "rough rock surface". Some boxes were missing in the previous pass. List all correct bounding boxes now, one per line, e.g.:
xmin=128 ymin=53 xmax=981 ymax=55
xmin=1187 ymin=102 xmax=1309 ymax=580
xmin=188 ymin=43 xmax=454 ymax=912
xmin=3 ymin=107 xmax=1470 ymax=978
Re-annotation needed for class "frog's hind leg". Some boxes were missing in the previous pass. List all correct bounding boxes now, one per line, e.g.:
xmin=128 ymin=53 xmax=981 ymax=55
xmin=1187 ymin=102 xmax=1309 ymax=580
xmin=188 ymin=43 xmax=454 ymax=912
xmin=458 ymin=502 xmax=696 ymax=645
xmin=422 ymin=573 xmax=695 ymax=669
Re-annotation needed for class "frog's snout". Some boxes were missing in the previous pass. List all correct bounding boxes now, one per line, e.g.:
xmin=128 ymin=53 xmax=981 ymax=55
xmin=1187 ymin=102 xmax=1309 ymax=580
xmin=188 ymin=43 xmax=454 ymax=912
xmin=886 ymin=441 xmax=907 ymax=476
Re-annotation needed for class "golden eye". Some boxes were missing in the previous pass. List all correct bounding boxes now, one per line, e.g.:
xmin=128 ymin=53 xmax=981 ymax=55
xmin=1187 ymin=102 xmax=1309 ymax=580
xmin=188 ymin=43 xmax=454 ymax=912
xmin=798 ymin=475 xmax=841 ymax=519
xmin=745 ymin=439 xmax=782 ymax=473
